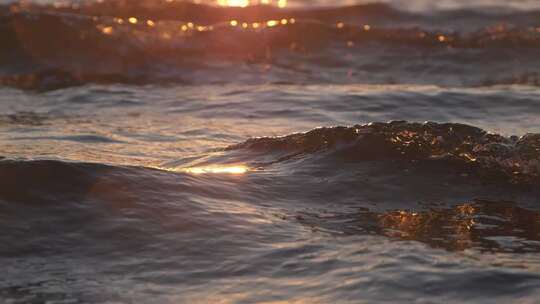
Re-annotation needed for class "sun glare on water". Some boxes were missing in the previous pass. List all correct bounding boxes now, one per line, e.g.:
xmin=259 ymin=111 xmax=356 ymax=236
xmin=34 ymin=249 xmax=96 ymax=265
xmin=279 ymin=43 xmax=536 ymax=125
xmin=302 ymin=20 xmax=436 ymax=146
xmin=184 ymin=165 xmax=249 ymax=174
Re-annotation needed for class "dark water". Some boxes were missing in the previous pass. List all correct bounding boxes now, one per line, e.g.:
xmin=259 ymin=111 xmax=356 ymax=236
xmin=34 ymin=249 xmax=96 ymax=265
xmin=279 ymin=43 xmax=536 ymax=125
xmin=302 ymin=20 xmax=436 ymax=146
xmin=1 ymin=0 xmax=540 ymax=303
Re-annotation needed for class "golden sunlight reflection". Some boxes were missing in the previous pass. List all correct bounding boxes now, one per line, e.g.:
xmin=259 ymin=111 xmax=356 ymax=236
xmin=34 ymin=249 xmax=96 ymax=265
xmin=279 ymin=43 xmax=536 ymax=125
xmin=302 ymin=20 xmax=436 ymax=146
xmin=266 ymin=20 xmax=278 ymax=27
xmin=374 ymin=201 xmax=540 ymax=252
xmin=94 ymin=12 xmax=300 ymax=39
xmin=295 ymin=200 xmax=540 ymax=253
xmin=100 ymin=26 xmax=113 ymax=34
xmin=218 ymin=0 xmax=249 ymax=7
xmin=184 ymin=165 xmax=249 ymax=175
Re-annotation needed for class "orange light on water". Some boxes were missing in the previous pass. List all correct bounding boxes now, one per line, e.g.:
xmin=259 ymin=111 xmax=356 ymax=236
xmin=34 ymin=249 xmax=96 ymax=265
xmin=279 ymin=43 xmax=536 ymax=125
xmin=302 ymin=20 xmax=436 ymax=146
xmin=218 ymin=0 xmax=249 ymax=7
xmin=266 ymin=20 xmax=278 ymax=27
xmin=101 ymin=26 xmax=113 ymax=34
xmin=184 ymin=165 xmax=249 ymax=175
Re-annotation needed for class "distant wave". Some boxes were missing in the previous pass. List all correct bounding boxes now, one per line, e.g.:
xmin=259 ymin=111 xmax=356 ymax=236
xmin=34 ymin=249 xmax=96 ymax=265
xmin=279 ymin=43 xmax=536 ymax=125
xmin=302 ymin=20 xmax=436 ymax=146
xmin=1 ymin=1 xmax=540 ymax=90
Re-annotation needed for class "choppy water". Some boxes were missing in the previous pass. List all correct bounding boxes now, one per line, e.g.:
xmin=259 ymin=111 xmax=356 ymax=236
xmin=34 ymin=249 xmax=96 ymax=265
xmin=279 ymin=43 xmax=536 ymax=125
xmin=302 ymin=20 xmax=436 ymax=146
xmin=1 ymin=0 xmax=540 ymax=303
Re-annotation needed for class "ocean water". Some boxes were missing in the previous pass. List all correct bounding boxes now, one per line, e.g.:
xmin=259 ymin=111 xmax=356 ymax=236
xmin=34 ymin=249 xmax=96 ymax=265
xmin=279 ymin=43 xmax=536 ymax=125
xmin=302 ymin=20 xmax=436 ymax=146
xmin=1 ymin=0 xmax=539 ymax=303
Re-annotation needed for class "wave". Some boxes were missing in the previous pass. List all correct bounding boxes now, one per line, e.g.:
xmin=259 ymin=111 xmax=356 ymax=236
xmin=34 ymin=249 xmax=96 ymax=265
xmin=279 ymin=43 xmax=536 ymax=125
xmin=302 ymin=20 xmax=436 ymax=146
xmin=1 ymin=121 xmax=538 ymax=257
xmin=9 ymin=0 xmax=540 ymax=24
xmin=226 ymin=121 xmax=540 ymax=185
xmin=1 ymin=124 xmax=538 ymax=256
xmin=0 ymin=123 xmax=538 ymax=207
xmin=1 ymin=2 xmax=540 ymax=89
xmin=0 ymin=122 xmax=538 ymax=196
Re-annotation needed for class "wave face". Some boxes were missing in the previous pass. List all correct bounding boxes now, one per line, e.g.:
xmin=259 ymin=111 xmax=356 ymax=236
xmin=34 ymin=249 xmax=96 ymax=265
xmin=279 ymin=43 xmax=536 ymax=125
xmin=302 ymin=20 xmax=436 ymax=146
xmin=1 ymin=0 xmax=540 ymax=89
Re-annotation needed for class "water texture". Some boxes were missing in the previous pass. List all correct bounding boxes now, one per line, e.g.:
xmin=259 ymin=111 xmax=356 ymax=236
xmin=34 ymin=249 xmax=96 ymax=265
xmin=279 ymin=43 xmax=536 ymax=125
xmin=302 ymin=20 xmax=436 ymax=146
xmin=0 ymin=0 xmax=539 ymax=303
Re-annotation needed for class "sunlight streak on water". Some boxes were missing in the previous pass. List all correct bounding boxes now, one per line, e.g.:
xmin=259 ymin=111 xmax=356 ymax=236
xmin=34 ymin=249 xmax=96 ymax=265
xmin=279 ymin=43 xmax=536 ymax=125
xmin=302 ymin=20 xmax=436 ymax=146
xmin=183 ymin=165 xmax=249 ymax=174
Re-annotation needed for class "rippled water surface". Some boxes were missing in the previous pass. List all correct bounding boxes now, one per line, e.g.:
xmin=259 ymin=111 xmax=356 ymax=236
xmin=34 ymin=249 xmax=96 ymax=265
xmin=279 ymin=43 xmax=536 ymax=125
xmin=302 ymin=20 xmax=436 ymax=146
xmin=1 ymin=0 xmax=539 ymax=303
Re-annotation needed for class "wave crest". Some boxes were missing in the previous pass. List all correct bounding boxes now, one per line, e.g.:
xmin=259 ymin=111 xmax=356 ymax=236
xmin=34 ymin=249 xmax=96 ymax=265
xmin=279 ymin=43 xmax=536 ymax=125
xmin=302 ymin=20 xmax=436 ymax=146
xmin=228 ymin=121 xmax=540 ymax=184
